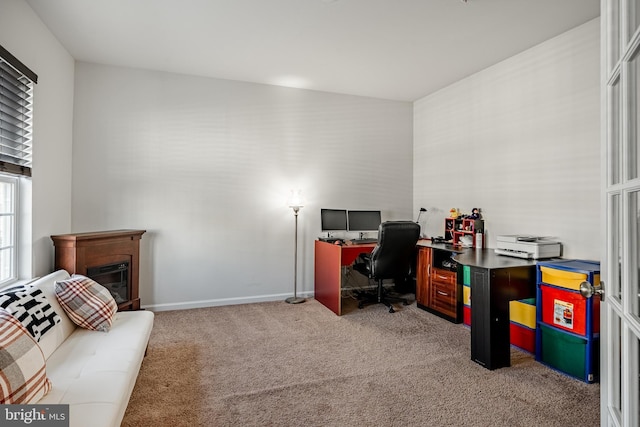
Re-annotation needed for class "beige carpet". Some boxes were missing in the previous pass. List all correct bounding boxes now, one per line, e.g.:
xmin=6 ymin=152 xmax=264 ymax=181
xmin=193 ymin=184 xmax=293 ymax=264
xmin=122 ymin=298 xmax=600 ymax=426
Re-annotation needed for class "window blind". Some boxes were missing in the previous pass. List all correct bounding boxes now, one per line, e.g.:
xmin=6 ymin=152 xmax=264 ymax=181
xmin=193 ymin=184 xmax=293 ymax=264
xmin=0 ymin=45 xmax=37 ymax=177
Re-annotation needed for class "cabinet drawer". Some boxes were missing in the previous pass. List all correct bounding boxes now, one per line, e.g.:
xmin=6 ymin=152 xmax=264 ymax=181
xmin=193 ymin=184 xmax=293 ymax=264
xmin=433 ymin=279 xmax=455 ymax=294
xmin=432 ymin=281 xmax=456 ymax=314
xmin=432 ymin=268 xmax=455 ymax=286
xmin=538 ymin=260 xmax=600 ymax=292
xmin=433 ymin=281 xmax=456 ymax=300
xmin=540 ymin=266 xmax=588 ymax=291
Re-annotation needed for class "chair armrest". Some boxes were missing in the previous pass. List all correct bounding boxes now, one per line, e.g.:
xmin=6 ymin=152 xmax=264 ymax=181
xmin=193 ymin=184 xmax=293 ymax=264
xmin=353 ymin=253 xmax=372 ymax=276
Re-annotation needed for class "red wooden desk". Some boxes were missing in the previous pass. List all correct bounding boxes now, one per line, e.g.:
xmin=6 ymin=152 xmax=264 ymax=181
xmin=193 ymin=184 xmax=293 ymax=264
xmin=314 ymin=240 xmax=376 ymax=315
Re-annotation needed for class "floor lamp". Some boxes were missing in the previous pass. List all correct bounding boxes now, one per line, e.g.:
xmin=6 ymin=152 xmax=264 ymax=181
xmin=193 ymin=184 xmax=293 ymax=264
xmin=286 ymin=191 xmax=305 ymax=304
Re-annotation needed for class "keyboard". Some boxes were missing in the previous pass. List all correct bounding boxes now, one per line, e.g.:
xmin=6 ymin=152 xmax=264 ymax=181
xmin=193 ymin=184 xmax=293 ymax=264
xmin=318 ymin=237 xmax=344 ymax=244
xmin=349 ymin=238 xmax=378 ymax=244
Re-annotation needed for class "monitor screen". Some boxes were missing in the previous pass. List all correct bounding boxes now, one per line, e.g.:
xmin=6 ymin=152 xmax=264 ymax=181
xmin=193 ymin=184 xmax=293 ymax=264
xmin=320 ymin=209 xmax=348 ymax=231
xmin=348 ymin=210 xmax=382 ymax=232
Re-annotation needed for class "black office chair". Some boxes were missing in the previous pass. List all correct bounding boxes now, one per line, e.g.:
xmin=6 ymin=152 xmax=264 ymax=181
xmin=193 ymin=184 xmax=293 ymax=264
xmin=353 ymin=221 xmax=420 ymax=313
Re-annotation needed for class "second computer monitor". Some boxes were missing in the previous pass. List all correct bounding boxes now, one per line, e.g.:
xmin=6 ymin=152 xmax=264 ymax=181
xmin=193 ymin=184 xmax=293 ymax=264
xmin=348 ymin=210 xmax=382 ymax=232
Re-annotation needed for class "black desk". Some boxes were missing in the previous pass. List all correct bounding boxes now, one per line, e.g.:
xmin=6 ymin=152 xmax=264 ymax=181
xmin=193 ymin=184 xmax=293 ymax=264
xmin=454 ymin=250 xmax=537 ymax=370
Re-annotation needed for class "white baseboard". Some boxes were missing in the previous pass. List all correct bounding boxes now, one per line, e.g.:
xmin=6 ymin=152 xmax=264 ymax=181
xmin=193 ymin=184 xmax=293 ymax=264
xmin=142 ymin=291 xmax=315 ymax=312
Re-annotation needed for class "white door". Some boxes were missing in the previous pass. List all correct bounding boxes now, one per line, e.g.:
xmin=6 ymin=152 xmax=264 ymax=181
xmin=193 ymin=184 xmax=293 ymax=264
xmin=602 ymin=1 xmax=640 ymax=425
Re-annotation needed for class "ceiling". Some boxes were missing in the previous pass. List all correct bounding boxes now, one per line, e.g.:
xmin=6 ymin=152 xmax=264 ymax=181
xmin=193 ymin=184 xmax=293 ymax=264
xmin=25 ymin=0 xmax=600 ymax=102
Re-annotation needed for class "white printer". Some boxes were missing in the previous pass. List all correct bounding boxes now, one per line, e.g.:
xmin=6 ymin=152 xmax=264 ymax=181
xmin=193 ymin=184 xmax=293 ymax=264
xmin=494 ymin=235 xmax=561 ymax=259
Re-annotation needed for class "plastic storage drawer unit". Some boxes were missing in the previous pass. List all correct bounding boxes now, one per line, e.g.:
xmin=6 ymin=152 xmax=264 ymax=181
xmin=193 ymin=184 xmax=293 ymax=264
xmin=462 ymin=265 xmax=471 ymax=327
xmin=538 ymin=323 xmax=599 ymax=382
xmin=509 ymin=298 xmax=536 ymax=354
xmin=539 ymin=284 xmax=600 ymax=336
xmin=510 ymin=298 xmax=536 ymax=329
xmin=510 ymin=323 xmax=535 ymax=354
xmin=535 ymin=259 xmax=600 ymax=383
xmin=463 ymin=305 xmax=471 ymax=327
xmin=463 ymin=285 xmax=471 ymax=307
xmin=539 ymin=260 xmax=600 ymax=291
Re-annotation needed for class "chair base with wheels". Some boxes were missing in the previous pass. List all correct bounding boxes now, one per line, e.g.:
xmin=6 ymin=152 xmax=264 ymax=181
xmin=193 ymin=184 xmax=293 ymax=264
xmin=354 ymin=279 xmax=409 ymax=313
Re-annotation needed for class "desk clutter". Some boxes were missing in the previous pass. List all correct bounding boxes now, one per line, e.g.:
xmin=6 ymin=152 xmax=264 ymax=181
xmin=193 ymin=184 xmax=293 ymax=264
xmin=317 ymin=237 xmax=378 ymax=246
xmin=444 ymin=212 xmax=484 ymax=248
xmin=441 ymin=210 xmax=563 ymax=258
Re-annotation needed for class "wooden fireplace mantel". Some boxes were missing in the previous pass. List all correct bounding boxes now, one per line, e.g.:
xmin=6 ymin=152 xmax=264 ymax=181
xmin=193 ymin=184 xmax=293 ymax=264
xmin=51 ymin=229 xmax=146 ymax=311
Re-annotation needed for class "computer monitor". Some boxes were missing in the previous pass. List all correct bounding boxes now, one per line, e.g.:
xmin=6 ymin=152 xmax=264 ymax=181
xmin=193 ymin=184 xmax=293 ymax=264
xmin=347 ymin=210 xmax=382 ymax=232
xmin=320 ymin=209 xmax=348 ymax=232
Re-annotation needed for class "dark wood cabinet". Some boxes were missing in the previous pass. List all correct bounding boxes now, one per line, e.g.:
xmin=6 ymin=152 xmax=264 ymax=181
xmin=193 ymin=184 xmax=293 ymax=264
xmin=416 ymin=246 xmax=432 ymax=308
xmin=416 ymin=244 xmax=463 ymax=323
xmin=430 ymin=268 xmax=457 ymax=318
xmin=51 ymin=230 xmax=146 ymax=311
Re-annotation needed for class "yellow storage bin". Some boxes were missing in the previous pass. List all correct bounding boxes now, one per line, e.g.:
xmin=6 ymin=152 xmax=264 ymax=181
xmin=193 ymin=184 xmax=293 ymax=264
xmin=509 ymin=298 xmax=536 ymax=330
xmin=463 ymin=285 xmax=471 ymax=306
xmin=540 ymin=266 xmax=597 ymax=291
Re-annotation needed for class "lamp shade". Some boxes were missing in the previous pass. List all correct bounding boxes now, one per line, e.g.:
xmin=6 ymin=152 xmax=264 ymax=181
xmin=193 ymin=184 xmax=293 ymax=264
xmin=288 ymin=189 xmax=304 ymax=209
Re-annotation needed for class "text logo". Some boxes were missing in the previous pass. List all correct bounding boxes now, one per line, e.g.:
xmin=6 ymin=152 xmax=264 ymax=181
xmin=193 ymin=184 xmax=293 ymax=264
xmin=1 ymin=405 xmax=69 ymax=426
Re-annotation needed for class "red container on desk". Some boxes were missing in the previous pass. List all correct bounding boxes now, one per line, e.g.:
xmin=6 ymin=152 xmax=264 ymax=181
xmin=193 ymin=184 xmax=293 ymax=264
xmin=540 ymin=284 xmax=600 ymax=336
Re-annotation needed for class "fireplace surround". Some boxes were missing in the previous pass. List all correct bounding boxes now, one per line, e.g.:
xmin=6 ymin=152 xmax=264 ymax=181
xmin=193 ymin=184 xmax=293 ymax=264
xmin=51 ymin=230 xmax=146 ymax=311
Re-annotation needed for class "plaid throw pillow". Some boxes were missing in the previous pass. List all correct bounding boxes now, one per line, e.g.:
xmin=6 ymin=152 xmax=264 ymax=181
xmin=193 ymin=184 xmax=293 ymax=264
xmin=0 ymin=285 xmax=61 ymax=342
xmin=0 ymin=308 xmax=52 ymax=404
xmin=54 ymin=275 xmax=118 ymax=332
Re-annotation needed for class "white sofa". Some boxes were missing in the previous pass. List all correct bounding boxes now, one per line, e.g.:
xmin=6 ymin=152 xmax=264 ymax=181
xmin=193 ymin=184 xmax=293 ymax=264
xmin=29 ymin=269 xmax=154 ymax=427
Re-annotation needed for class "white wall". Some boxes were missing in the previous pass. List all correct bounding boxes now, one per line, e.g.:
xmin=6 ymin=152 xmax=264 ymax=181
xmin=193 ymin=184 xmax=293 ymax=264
xmin=0 ymin=0 xmax=75 ymax=276
xmin=414 ymin=19 xmax=600 ymax=260
xmin=72 ymin=63 xmax=413 ymax=310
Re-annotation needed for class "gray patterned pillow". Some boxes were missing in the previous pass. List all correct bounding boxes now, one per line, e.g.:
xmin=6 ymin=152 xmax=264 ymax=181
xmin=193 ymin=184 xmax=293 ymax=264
xmin=54 ymin=275 xmax=117 ymax=332
xmin=0 ymin=284 xmax=61 ymax=342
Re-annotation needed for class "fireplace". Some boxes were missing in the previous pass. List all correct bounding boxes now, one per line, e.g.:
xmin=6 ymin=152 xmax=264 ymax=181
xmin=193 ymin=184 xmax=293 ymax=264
xmin=86 ymin=261 xmax=129 ymax=305
xmin=51 ymin=230 xmax=145 ymax=311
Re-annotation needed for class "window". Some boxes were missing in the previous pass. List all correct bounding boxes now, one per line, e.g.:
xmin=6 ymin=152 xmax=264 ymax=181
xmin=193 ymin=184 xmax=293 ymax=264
xmin=0 ymin=45 xmax=37 ymax=284
xmin=0 ymin=175 xmax=16 ymax=285
xmin=1 ymin=45 xmax=37 ymax=176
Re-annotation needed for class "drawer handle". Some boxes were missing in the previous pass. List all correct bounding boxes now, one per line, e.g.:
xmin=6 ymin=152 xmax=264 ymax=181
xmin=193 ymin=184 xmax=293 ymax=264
xmin=436 ymin=275 xmax=448 ymax=280
xmin=437 ymin=290 xmax=449 ymax=296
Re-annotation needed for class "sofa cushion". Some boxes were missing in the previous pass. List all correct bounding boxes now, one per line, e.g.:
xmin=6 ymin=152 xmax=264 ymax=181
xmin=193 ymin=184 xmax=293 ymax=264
xmin=0 ymin=308 xmax=52 ymax=404
xmin=0 ymin=284 xmax=61 ymax=342
xmin=37 ymin=310 xmax=155 ymax=427
xmin=55 ymin=275 xmax=118 ymax=332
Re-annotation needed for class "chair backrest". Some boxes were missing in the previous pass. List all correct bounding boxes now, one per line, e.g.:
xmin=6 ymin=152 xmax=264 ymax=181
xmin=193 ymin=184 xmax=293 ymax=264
xmin=370 ymin=221 xmax=420 ymax=280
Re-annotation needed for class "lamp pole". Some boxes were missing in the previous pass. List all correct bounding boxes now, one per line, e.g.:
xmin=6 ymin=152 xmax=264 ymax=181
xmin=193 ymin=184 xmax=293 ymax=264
xmin=286 ymin=204 xmax=305 ymax=304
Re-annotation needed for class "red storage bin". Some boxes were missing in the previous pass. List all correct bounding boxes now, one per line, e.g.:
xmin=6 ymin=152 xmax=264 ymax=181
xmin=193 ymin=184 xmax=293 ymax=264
xmin=540 ymin=284 xmax=599 ymax=336
xmin=510 ymin=322 xmax=535 ymax=354
xmin=463 ymin=305 xmax=471 ymax=327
